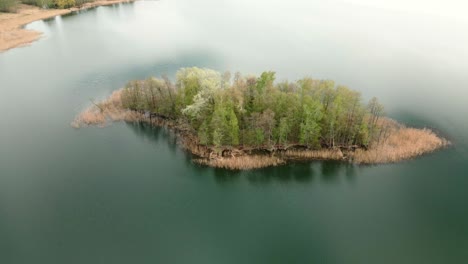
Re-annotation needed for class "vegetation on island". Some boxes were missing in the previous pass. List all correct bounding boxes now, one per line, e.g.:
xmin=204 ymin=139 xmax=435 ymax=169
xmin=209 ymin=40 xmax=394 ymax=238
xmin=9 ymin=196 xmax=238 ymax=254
xmin=120 ymin=68 xmax=384 ymax=149
xmin=73 ymin=67 xmax=449 ymax=169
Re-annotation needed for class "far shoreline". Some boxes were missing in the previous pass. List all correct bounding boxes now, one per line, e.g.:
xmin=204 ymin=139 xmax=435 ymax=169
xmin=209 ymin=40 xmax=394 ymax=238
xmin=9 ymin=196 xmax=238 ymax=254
xmin=0 ymin=0 xmax=136 ymax=52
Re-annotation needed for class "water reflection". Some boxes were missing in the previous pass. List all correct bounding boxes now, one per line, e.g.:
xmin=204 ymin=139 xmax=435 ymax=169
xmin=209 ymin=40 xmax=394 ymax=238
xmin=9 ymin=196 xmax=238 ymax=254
xmin=124 ymin=121 xmax=195 ymax=168
xmin=243 ymin=162 xmax=358 ymax=186
xmin=212 ymin=168 xmax=242 ymax=184
xmin=2 ymin=1 xmax=468 ymax=262
xmin=125 ymin=121 xmax=175 ymax=151
xmin=123 ymin=121 xmax=360 ymax=186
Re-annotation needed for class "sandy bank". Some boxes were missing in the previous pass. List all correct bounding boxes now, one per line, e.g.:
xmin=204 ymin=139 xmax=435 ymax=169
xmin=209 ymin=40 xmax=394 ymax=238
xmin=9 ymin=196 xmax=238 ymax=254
xmin=0 ymin=1 xmax=135 ymax=52
xmin=71 ymin=89 xmax=450 ymax=170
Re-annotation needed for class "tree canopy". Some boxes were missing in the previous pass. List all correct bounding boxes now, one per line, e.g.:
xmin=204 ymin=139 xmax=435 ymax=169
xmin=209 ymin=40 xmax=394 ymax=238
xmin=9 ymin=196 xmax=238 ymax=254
xmin=121 ymin=67 xmax=384 ymax=149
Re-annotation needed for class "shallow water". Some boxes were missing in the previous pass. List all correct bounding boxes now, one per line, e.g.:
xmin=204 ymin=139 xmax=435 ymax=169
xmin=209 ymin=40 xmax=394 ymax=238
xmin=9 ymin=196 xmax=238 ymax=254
xmin=1 ymin=1 xmax=468 ymax=263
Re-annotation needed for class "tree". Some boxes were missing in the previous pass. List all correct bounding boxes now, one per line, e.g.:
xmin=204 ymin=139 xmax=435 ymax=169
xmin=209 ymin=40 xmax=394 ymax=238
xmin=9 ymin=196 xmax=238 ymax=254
xmin=249 ymin=109 xmax=276 ymax=146
xmin=367 ymin=97 xmax=384 ymax=144
xmin=256 ymin=71 xmax=275 ymax=94
xmin=206 ymin=96 xmax=240 ymax=146
xmin=55 ymin=0 xmax=75 ymax=8
xmin=212 ymin=128 xmax=223 ymax=148
xmin=198 ymin=120 xmax=210 ymax=145
xmin=178 ymin=68 xmax=222 ymax=129
xmin=277 ymin=117 xmax=292 ymax=145
xmin=227 ymin=108 xmax=239 ymax=146
xmin=244 ymin=76 xmax=257 ymax=114
xmin=261 ymin=109 xmax=276 ymax=146
xmin=299 ymin=100 xmax=323 ymax=147
xmin=121 ymin=81 xmax=145 ymax=111
xmin=118 ymin=67 xmax=386 ymax=151
xmin=210 ymin=101 xmax=227 ymax=146
xmin=252 ymin=71 xmax=276 ymax=113
xmin=0 ymin=0 xmax=17 ymax=12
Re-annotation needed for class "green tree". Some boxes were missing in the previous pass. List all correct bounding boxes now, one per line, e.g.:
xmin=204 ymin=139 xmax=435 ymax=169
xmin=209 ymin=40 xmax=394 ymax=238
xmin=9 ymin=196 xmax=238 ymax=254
xmin=118 ymin=67 xmax=385 ymax=151
xmin=177 ymin=67 xmax=221 ymax=110
xmin=256 ymin=71 xmax=275 ymax=94
xmin=55 ymin=0 xmax=75 ymax=8
xmin=277 ymin=117 xmax=292 ymax=145
xmin=212 ymin=128 xmax=223 ymax=148
xmin=299 ymin=100 xmax=323 ymax=147
xmin=198 ymin=120 xmax=210 ymax=145
xmin=254 ymin=128 xmax=265 ymax=147
xmin=0 ymin=0 xmax=17 ymax=12
xmin=227 ymin=108 xmax=239 ymax=145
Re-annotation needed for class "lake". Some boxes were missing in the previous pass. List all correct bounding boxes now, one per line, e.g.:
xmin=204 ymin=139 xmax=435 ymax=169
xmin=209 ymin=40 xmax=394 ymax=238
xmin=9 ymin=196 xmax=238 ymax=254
xmin=1 ymin=1 xmax=467 ymax=263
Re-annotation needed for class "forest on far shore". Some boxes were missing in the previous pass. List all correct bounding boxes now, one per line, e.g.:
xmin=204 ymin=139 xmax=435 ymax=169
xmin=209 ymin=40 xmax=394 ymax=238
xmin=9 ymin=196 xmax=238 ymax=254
xmin=0 ymin=0 xmax=98 ymax=12
xmin=120 ymin=67 xmax=385 ymax=150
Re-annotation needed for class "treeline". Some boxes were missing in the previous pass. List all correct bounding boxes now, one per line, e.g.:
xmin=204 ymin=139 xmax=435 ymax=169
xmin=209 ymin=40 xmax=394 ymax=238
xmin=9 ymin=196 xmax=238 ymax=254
xmin=0 ymin=0 xmax=96 ymax=12
xmin=121 ymin=67 xmax=385 ymax=149
xmin=0 ymin=0 xmax=17 ymax=12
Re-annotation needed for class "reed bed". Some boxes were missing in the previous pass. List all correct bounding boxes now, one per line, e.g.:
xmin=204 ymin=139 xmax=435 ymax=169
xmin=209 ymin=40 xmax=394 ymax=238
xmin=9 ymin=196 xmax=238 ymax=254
xmin=71 ymin=89 xmax=143 ymax=128
xmin=284 ymin=149 xmax=344 ymax=160
xmin=351 ymin=120 xmax=449 ymax=164
xmin=196 ymin=155 xmax=285 ymax=170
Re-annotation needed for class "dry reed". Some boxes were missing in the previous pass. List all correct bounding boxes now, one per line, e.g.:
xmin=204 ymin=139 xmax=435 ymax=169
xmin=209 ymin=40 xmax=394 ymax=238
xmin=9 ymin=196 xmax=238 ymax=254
xmin=351 ymin=118 xmax=449 ymax=164
xmin=196 ymin=155 xmax=286 ymax=170
xmin=284 ymin=148 xmax=344 ymax=160
xmin=71 ymin=89 xmax=144 ymax=128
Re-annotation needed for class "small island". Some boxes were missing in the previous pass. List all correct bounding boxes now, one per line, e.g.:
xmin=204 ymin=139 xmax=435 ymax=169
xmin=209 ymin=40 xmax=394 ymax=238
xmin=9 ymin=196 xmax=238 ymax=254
xmin=72 ymin=67 xmax=449 ymax=169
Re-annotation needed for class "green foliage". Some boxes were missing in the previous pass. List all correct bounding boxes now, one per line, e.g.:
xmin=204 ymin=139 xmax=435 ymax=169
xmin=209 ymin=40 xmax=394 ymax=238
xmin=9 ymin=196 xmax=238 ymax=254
xmin=74 ymin=0 xmax=93 ymax=6
xmin=212 ymin=128 xmax=222 ymax=148
xmin=55 ymin=0 xmax=75 ymax=9
xmin=0 ymin=0 xmax=18 ymax=12
xmin=120 ymin=67 xmax=385 ymax=149
xmin=121 ymin=78 xmax=177 ymax=118
xmin=32 ymin=0 xmax=55 ymax=8
xmin=0 ymin=0 xmax=96 ymax=11
xmin=227 ymin=109 xmax=239 ymax=145
xmin=210 ymin=101 xmax=227 ymax=146
xmin=198 ymin=120 xmax=210 ymax=145
xmin=20 ymin=0 xmax=88 ymax=9
xmin=204 ymin=97 xmax=240 ymax=146
xmin=299 ymin=100 xmax=323 ymax=147
xmin=177 ymin=67 xmax=221 ymax=114
xmin=256 ymin=71 xmax=275 ymax=94
xmin=277 ymin=117 xmax=292 ymax=145
xmin=254 ymin=128 xmax=265 ymax=147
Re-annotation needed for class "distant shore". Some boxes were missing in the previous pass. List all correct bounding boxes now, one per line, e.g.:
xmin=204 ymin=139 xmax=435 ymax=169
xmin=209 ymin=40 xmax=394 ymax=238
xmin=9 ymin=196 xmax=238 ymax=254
xmin=0 ymin=1 xmax=135 ymax=52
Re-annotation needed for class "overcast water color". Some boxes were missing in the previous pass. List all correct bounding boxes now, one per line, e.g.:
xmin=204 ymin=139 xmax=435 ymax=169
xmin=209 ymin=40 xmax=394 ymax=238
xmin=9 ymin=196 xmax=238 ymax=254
xmin=1 ymin=1 xmax=468 ymax=263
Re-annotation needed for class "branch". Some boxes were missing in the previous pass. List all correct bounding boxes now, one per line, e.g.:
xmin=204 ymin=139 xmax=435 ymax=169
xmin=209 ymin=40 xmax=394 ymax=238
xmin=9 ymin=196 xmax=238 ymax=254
xmin=89 ymin=98 xmax=104 ymax=113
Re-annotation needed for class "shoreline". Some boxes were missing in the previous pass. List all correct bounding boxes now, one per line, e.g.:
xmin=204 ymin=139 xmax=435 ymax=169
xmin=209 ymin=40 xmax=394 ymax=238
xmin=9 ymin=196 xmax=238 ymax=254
xmin=71 ymin=89 xmax=450 ymax=170
xmin=0 ymin=1 xmax=136 ymax=52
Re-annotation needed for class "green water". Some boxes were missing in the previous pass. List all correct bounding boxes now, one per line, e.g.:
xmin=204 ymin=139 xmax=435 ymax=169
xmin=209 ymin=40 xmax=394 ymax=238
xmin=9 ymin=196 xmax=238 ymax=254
xmin=1 ymin=1 xmax=467 ymax=263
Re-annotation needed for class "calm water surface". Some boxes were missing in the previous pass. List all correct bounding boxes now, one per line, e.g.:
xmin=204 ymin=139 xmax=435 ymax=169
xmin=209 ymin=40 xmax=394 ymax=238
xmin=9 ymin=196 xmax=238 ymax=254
xmin=1 ymin=1 xmax=468 ymax=263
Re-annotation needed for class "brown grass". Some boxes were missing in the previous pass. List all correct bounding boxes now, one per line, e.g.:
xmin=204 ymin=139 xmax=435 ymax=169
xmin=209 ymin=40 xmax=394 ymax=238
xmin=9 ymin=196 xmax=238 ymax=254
xmin=284 ymin=148 xmax=344 ymax=160
xmin=196 ymin=155 xmax=286 ymax=170
xmin=71 ymin=89 xmax=143 ymax=128
xmin=351 ymin=118 xmax=450 ymax=164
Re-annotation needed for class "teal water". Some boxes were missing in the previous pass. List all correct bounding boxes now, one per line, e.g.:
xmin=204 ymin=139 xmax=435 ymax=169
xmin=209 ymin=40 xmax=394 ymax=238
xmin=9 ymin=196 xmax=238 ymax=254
xmin=1 ymin=1 xmax=468 ymax=263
